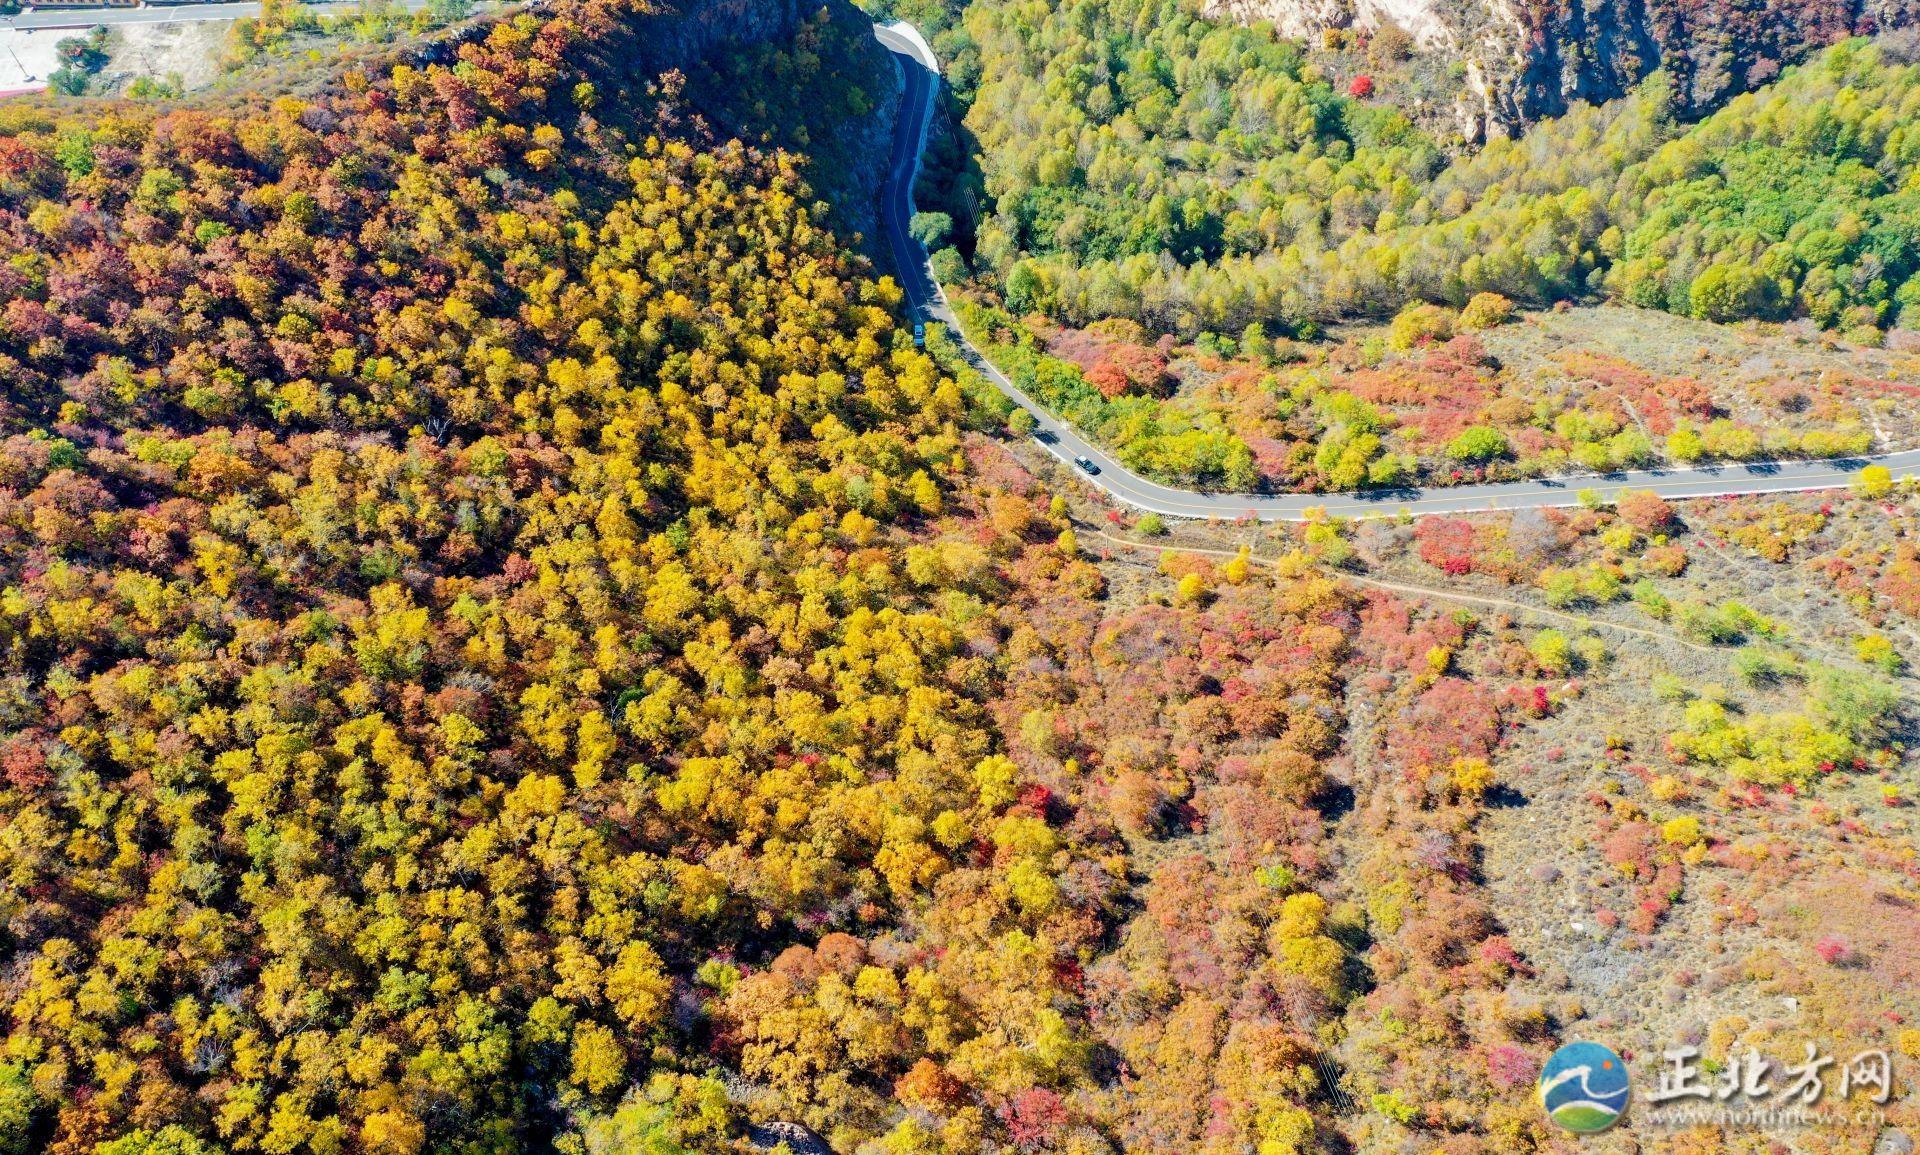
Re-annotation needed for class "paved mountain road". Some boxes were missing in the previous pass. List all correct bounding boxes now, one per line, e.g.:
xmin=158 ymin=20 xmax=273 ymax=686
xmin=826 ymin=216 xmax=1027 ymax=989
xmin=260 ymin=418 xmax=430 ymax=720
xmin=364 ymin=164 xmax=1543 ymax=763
xmin=6 ymin=8 xmax=1914 ymax=518
xmin=875 ymin=23 xmax=1920 ymax=521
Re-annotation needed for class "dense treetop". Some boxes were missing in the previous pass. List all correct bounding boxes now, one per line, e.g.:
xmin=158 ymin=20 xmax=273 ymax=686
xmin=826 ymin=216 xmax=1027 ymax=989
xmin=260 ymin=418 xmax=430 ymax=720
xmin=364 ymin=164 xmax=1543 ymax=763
xmin=0 ymin=0 xmax=1563 ymax=1142
xmin=899 ymin=0 xmax=1920 ymax=341
xmin=0 ymin=2 xmax=1093 ymax=1150
xmin=3 ymin=0 xmax=1914 ymax=1150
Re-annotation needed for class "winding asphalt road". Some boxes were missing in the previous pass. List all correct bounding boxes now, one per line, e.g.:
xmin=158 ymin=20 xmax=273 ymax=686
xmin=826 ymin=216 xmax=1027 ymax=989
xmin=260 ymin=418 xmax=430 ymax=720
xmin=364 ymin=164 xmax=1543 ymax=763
xmin=9 ymin=7 xmax=1916 ymax=519
xmin=875 ymin=23 xmax=1920 ymax=521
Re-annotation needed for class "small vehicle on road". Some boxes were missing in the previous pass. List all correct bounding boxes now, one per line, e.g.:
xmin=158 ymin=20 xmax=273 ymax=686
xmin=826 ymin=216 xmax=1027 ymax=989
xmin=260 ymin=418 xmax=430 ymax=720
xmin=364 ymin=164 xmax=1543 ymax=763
xmin=1073 ymin=455 xmax=1100 ymax=475
xmin=912 ymin=322 xmax=925 ymax=348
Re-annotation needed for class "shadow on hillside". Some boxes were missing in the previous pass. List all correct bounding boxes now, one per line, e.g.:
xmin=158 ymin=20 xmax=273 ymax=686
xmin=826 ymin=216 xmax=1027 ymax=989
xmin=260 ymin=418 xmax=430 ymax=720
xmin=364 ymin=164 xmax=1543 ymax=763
xmin=678 ymin=0 xmax=901 ymax=245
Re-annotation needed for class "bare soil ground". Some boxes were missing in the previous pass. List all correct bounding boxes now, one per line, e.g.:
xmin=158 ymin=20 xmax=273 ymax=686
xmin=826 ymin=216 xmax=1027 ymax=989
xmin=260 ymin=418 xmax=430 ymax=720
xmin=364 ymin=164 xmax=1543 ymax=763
xmin=100 ymin=20 xmax=230 ymax=92
xmin=0 ymin=27 xmax=64 ymax=90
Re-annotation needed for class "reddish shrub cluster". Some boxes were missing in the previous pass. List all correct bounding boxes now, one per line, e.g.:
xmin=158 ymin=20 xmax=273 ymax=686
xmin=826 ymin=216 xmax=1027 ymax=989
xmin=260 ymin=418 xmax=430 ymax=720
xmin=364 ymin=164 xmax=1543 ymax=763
xmin=1880 ymin=549 xmax=1920 ymax=617
xmin=1 ymin=737 xmax=50 ymax=792
xmin=1048 ymin=325 xmax=1173 ymax=399
xmin=1499 ymin=683 xmax=1555 ymax=719
xmin=1486 ymin=1043 xmax=1539 ymax=1090
xmin=1105 ymin=343 xmax=1174 ymax=397
xmin=1087 ymin=360 xmax=1131 ymax=399
xmin=1001 ymin=1087 xmax=1069 ymax=1150
xmin=1814 ymin=935 xmax=1851 ymax=965
xmin=1345 ymin=347 xmax=1495 ymax=449
xmin=1015 ymin=782 xmax=1061 ymax=822
xmin=1556 ymin=351 xmax=1717 ymax=434
xmin=1601 ymin=822 xmax=1655 ymax=878
xmin=1415 ymin=517 xmax=1479 ymax=575
xmin=1618 ymin=490 xmax=1678 ymax=533
xmin=896 ymin=1059 xmax=970 ymax=1112
xmin=1392 ymin=677 xmax=1504 ymax=772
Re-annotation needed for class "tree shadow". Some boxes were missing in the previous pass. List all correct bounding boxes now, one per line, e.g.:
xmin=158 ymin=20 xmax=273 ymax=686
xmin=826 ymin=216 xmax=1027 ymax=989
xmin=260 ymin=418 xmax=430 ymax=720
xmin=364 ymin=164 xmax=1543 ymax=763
xmin=1317 ymin=779 xmax=1357 ymax=821
xmin=679 ymin=0 xmax=901 ymax=244
xmin=910 ymin=60 xmax=988 ymax=266
xmin=1484 ymin=782 xmax=1528 ymax=809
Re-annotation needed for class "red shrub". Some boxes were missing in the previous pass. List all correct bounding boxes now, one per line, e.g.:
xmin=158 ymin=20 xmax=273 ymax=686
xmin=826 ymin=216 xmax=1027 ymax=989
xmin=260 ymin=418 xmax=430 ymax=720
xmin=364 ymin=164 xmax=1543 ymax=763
xmin=1 ymin=738 xmax=50 ymax=792
xmin=1391 ymin=677 xmax=1502 ymax=770
xmin=1814 ymin=935 xmax=1850 ymax=965
xmin=1002 ymin=1087 xmax=1069 ymax=1150
xmin=1108 ymin=343 xmax=1172 ymax=396
xmin=1349 ymin=75 xmax=1374 ymax=97
xmin=896 ymin=1059 xmax=970 ymax=1112
xmin=1618 ymin=491 xmax=1677 ymax=534
xmin=1086 ymin=361 xmax=1130 ymax=400
xmin=1664 ymin=376 xmax=1717 ymax=420
xmin=1881 ymin=553 xmax=1920 ymax=616
xmin=1016 ymin=783 xmax=1058 ymax=822
xmin=1478 ymin=936 xmax=1522 ymax=969
xmin=1600 ymin=822 xmax=1654 ymax=880
xmin=1487 ymin=1044 xmax=1538 ymax=1090
xmin=1415 ymin=517 xmax=1477 ymax=575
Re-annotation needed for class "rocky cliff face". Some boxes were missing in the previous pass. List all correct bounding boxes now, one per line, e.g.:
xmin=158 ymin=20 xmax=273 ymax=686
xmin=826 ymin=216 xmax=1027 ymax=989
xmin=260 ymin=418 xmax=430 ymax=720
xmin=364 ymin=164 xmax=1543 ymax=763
xmin=655 ymin=0 xmax=900 ymax=250
xmin=1207 ymin=0 xmax=1920 ymax=137
xmin=625 ymin=0 xmax=806 ymax=72
xmin=408 ymin=0 xmax=896 ymax=244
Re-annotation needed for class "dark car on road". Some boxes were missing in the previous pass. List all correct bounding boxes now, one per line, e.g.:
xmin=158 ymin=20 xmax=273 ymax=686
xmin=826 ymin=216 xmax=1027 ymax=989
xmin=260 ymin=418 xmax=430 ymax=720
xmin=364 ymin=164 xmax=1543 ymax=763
xmin=1073 ymin=455 xmax=1100 ymax=475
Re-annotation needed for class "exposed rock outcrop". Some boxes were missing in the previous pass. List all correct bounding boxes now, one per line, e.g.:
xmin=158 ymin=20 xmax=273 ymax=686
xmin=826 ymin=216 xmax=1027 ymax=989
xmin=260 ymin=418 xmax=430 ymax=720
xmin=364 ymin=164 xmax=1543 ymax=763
xmin=402 ymin=0 xmax=895 ymax=239
xmin=1206 ymin=0 xmax=1920 ymax=137
xmin=746 ymin=1121 xmax=839 ymax=1154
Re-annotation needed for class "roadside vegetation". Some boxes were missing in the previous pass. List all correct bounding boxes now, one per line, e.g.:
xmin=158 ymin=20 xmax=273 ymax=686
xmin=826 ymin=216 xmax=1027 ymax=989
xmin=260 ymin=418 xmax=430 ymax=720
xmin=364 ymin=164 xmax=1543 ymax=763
xmin=951 ymin=296 xmax=1910 ymax=492
xmin=47 ymin=28 xmax=111 ymax=96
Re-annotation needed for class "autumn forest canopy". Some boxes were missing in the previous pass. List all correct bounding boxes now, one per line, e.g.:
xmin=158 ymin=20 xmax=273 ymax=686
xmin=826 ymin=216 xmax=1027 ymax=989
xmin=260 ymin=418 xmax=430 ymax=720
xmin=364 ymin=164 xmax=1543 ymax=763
xmin=0 ymin=0 xmax=1049 ymax=1149
xmin=0 ymin=0 xmax=1917 ymax=1151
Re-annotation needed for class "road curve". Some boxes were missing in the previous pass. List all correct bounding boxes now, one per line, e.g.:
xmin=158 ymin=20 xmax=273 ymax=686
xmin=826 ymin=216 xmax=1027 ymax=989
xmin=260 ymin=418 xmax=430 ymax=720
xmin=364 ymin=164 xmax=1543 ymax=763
xmin=18 ymin=7 xmax=1913 ymax=518
xmin=874 ymin=23 xmax=1920 ymax=521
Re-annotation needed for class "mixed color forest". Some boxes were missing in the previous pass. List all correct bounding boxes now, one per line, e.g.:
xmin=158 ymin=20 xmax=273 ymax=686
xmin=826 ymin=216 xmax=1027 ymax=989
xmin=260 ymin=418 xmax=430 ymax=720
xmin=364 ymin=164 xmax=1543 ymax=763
xmin=954 ymin=295 xmax=1909 ymax=491
xmin=0 ymin=0 xmax=1018 ymax=1149
xmin=895 ymin=0 xmax=1920 ymax=342
xmin=854 ymin=0 xmax=1920 ymax=492
xmin=0 ymin=0 xmax=1917 ymax=1150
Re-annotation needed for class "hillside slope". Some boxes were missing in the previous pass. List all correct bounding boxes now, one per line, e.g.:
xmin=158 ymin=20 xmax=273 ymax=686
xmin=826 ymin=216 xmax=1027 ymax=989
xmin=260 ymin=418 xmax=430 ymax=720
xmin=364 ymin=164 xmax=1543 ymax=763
xmin=1204 ymin=0 xmax=1920 ymax=137
xmin=3 ymin=0 xmax=1917 ymax=1150
xmin=0 ymin=0 xmax=980 ymax=1150
xmin=3 ymin=3 xmax=1417 ymax=1152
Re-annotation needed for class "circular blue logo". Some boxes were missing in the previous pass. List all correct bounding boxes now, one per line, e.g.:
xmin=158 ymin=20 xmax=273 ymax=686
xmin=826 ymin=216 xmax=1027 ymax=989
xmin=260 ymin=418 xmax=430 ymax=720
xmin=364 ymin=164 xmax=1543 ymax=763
xmin=1538 ymin=1041 xmax=1629 ymax=1133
